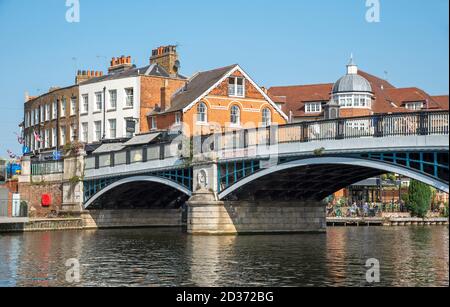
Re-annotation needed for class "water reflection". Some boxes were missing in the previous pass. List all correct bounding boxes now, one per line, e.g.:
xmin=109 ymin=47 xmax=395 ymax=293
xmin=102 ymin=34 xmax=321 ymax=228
xmin=0 ymin=227 xmax=448 ymax=287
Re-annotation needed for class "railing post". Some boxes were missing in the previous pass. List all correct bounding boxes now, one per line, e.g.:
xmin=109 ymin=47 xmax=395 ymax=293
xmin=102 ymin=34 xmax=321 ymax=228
xmin=243 ymin=129 xmax=249 ymax=148
xmin=301 ymin=122 xmax=308 ymax=142
xmin=374 ymin=115 xmax=383 ymax=137
xmin=142 ymin=146 xmax=148 ymax=163
xmin=336 ymin=119 xmax=345 ymax=140
xmin=419 ymin=111 xmax=429 ymax=135
xmin=110 ymin=152 xmax=115 ymax=167
xmin=94 ymin=155 xmax=100 ymax=169
xmin=160 ymin=143 xmax=165 ymax=160
xmin=126 ymin=150 xmax=131 ymax=164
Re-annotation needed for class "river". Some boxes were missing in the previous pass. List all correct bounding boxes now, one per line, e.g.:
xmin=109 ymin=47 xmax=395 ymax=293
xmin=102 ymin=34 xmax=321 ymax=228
xmin=0 ymin=226 xmax=448 ymax=287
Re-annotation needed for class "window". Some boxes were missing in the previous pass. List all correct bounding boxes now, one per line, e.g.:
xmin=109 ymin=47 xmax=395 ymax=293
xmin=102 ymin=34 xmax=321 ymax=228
xmin=44 ymin=129 xmax=50 ymax=148
xmin=70 ymin=125 xmax=76 ymax=142
xmin=336 ymin=94 xmax=371 ymax=109
xmin=109 ymin=90 xmax=117 ymax=110
xmin=61 ymin=98 xmax=67 ymax=117
xmin=45 ymin=104 xmax=50 ymax=121
xmin=70 ymin=98 xmax=76 ymax=116
xmin=125 ymin=88 xmax=134 ymax=107
xmin=95 ymin=92 xmax=103 ymax=111
xmin=405 ymin=102 xmax=424 ymax=110
xmin=305 ymin=102 xmax=322 ymax=113
xmin=52 ymin=127 xmax=57 ymax=147
xmin=197 ymin=102 xmax=207 ymax=123
xmin=94 ymin=121 xmax=102 ymax=142
xmin=175 ymin=112 xmax=181 ymax=125
xmin=150 ymin=117 xmax=157 ymax=130
xmin=34 ymin=108 xmax=39 ymax=124
xmin=52 ymin=102 xmax=57 ymax=119
xmin=81 ymin=123 xmax=88 ymax=142
xmin=82 ymin=94 xmax=89 ymax=113
xmin=40 ymin=105 xmax=44 ymax=123
xmin=228 ymin=77 xmax=245 ymax=97
xmin=108 ymin=119 xmax=117 ymax=139
xmin=230 ymin=105 xmax=241 ymax=125
xmin=60 ymin=126 xmax=66 ymax=145
xmin=262 ymin=108 xmax=272 ymax=126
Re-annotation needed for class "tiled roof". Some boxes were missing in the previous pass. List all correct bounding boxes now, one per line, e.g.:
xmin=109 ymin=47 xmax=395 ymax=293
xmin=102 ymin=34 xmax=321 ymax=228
xmin=268 ymin=70 xmax=448 ymax=117
xmin=268 ymin=83 xmax=333 ymax=116
xmin=431 ymin=95 xmax=449 ymax=110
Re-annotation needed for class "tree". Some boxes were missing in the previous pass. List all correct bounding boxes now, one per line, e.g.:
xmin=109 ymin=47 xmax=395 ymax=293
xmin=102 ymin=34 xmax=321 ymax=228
xmin=407 ymin=180 xmax=432 ymax=218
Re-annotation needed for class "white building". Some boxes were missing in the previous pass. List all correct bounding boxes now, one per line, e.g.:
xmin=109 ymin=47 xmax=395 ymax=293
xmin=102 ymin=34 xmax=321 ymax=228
xmin=78 ymin=54 xmax=186 ymax=144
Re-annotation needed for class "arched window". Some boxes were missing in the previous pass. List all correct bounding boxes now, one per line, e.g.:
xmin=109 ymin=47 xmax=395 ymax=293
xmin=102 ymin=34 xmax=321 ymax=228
xmin=262 ymin=108 xmax=272 ymax=126
xmin=197 ymin=102 xmax=207 ymax=123
xmin=230 ymin=105 xmax=241 ymax=125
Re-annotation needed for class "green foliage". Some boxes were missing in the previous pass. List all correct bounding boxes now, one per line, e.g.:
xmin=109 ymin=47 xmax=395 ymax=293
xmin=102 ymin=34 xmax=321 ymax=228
xmin=407 ymin=180 xmax=432 ymax=218
xmin=313 ymin=147 xmax=325 ymax=156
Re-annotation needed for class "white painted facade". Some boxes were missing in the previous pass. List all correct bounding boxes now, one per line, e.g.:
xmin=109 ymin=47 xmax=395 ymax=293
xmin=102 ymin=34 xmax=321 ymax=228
xmin=79 ymin=76 xmax=141 ymax=144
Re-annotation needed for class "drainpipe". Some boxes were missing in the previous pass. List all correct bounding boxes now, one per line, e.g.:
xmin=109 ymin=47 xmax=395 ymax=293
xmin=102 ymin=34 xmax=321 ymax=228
xmin=102 ymin=86 xmax=106 ymax=140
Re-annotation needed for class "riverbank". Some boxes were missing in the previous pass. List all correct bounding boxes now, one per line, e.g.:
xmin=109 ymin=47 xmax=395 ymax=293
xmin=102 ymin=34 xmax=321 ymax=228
xmin=0 ymin=214 xmax=448 ymax=233
xmin=327 ymin=217 xmax=449 ymax=227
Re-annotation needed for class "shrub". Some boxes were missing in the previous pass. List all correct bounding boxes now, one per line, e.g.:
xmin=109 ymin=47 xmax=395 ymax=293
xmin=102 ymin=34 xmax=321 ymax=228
xmin=407 ymin=180 xmax=432 ymax=218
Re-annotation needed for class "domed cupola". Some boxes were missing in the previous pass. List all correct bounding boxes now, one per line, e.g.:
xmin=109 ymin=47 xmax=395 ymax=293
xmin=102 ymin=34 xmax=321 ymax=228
xmin=330 ymin=56 xmax=373 ymax=109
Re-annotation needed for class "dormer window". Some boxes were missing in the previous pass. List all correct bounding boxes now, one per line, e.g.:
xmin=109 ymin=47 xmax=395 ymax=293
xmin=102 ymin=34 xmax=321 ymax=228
xmin=405 ymin=102 xmax=424 ymax=110
xmin=305 ymin=102 xmax=322 ymax=113
xmin=228 ymin=77 xmax=245 ymax=97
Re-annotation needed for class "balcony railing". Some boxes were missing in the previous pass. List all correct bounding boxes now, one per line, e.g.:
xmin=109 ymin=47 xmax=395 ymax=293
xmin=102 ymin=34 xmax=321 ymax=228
xmin=31 ymin=160 xmax=64 ymax=176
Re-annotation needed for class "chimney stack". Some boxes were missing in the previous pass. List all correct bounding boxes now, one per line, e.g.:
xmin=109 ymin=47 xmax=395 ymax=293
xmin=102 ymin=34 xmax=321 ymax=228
xmin=108 ymin=55 xmax=133 ymax=74
xmin=150 ymin=45 xmax=180 ymax=77
xmin=75 ymin=70 xmax=104 ymax=84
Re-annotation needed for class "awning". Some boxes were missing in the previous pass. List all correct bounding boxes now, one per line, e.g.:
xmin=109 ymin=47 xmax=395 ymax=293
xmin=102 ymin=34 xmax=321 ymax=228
xmin=123 ymin=133 xmax=161 ymax=147
xmin=93 ymin=143 xmax=126 ymax=154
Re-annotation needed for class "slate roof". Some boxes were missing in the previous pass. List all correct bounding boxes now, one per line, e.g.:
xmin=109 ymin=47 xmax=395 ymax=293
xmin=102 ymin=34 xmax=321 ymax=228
xmin=80 ymin=63 xmax=186 ymax=85
xmin=161 ymin=64 xmax=238 ymax=114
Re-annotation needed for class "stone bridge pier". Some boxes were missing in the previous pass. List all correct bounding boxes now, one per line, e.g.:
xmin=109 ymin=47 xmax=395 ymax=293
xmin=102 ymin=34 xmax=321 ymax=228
xmin=187 ymin=162 xmax=326 ymax=235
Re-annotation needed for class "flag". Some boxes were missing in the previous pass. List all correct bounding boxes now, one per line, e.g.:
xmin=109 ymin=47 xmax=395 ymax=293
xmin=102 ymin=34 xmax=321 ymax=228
xmin=34 ymin=130 xmax=42 ymax=143
xmin=15 ymin=132 xmax=25 ymax=145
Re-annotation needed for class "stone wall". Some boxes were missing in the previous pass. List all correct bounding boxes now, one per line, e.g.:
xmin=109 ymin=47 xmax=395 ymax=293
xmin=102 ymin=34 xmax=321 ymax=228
xmin=188 ymin=200 xmax=326 ymax=235
xmin=82 ymin=209 xmax=183 ymax=229
xmin=18 ymin=182 xmax=63 ymax=217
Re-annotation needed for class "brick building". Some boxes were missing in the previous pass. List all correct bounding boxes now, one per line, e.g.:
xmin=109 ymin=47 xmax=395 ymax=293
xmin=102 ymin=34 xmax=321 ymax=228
xmin=269 ymin=58 xmax=449 ymax=122
xmin=148 ymin=64 xmax=288 ymax=136
xmin=23 ymin=83 xmax=89 ymax=155
xmin=78 ymin=47 xmax=187 ymax=144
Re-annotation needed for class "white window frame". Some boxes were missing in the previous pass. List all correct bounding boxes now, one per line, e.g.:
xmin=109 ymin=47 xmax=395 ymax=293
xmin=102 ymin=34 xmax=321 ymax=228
xmin=228 ymin=77 xmax=245 ymax=98
xmin=150 ymin=117 xmax=157 ymax=130
xmin=60 ymin=98 xmax=67 ymax=118
xmin=125 ymin=88 xmax=134 ymax=107
xmin=52 ymin=127 xmax=57 ymax=147
xmin=197 ymin=102 xmax=208 ymax=124
xmin=82 ymin=94 xmax=89 ymax=114
xmin=405 ymin=102 xmax=424 ymax=110
xmin=305 ymin=102 xmax=322 ymax=113
xmin=70 ymin=98 xmax=76 ymax=116
xmin=94 ymin=121 xmax=102 ymax=142
xmin=52 ymin=102 xmax=57 ymax=119
xmin=109 ymin=90 xmax=117 ymax=110
xmin=262 ymin=108 xmax=272 ymax=127
xmin=60 ymin=126 xmax=66 ymax=145
xmin=95 ymin=92 xmax=103 ymax=111
xmin=108 ymin=119 xmax=117 ymax=139
xmin=81 ymin=123 xmax=88 ymax=143
xmin=230 ymin=105 xmax=241 ymax=126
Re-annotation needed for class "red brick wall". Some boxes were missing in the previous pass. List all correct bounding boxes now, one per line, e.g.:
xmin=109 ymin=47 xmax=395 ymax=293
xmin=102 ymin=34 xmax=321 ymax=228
xmin=140 ymin=76 xmax=187 ymax=132
xmin=18 ymin=182 xmax=63 ymax=217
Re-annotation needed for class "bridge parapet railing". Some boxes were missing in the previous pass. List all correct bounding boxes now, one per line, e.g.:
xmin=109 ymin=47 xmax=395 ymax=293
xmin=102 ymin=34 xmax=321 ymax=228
xmin=85 ymin=111 xmax=448 ymax=170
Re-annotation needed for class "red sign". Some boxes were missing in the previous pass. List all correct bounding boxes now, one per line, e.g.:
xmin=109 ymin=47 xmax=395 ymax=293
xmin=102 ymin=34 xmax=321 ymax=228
xmin=41 ymin=194 xmax=52 ymax=207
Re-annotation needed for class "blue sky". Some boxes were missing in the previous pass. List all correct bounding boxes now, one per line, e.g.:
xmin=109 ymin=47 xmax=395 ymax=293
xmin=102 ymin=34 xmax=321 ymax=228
xmin=0 ymin=0 xmax=448 ymax=156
